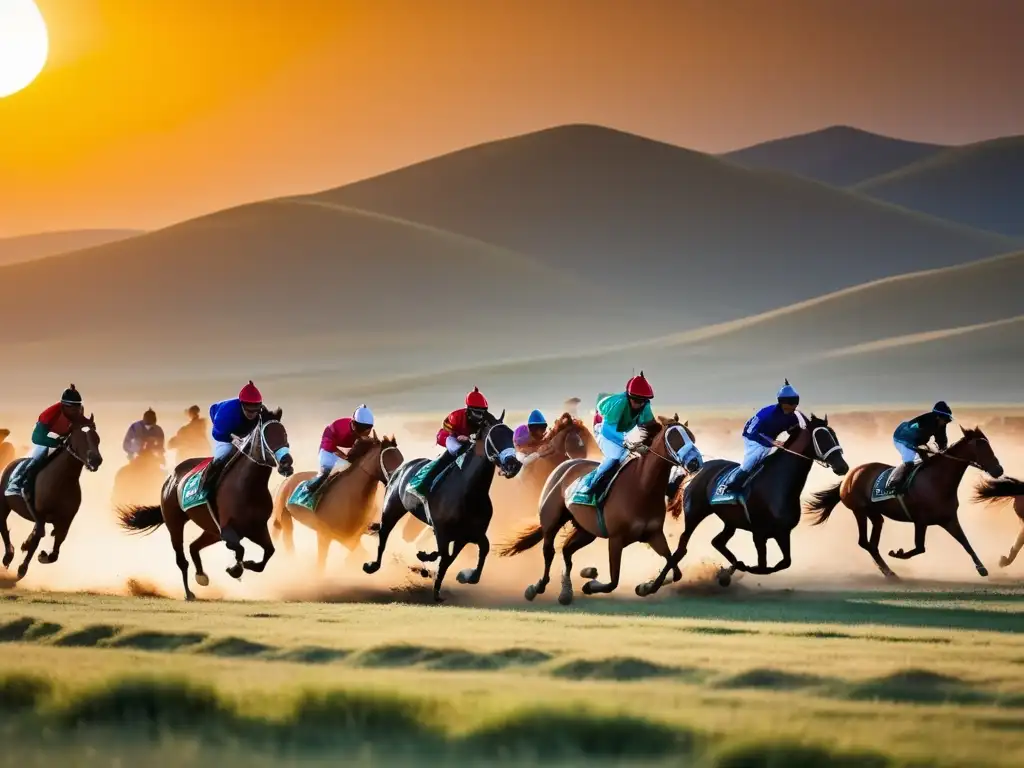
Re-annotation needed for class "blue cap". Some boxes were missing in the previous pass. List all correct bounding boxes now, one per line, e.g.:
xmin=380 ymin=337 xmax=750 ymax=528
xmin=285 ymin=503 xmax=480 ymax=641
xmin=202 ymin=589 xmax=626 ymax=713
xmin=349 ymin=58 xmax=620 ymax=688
xmin=777 ymin=379 xmax=800 ymax=404
xmin=527 ymin=409 xmax=547 ymax=427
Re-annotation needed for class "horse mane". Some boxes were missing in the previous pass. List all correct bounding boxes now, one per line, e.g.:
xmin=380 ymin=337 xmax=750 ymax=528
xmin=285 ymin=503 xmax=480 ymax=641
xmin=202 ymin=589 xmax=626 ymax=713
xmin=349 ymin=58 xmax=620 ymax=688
xmin=547 ymin=412 xmax=584 ymax=437
xmin=345 ymin=436 xmax=380 ymax=465
xmin=262 ymin=406 xmax=283 ymax=421
xmin=637 ymin=419 xmax=664 ymax=447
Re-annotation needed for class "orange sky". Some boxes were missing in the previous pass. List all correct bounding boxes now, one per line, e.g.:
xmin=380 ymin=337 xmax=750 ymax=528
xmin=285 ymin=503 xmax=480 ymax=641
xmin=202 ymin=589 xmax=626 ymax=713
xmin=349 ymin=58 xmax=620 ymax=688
xmin=2 ymin=0 xmax=1023 ymax=237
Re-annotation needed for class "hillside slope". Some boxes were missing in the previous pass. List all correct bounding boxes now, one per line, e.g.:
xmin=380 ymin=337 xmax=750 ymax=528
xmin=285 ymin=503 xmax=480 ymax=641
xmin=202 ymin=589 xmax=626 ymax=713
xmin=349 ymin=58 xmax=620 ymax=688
xmin=722 ymin=125 xmax=946 ymax=187
xmin=0 ymin=229 xmax=142 ymax=267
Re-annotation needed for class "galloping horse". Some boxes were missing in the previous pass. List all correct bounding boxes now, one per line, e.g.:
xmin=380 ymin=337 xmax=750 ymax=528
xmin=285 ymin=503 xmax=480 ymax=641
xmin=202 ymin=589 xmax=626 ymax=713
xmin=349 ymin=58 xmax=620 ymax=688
xmin=0 ymin=431 xmax=14 ymax=472
xmin=363 ymin=411 xmax=521 ymax=602
xmin=644 ymin=413 xmax=847 ymax=596
xmin=517 ymin=413 xmax=596 ymax=489
xmin=118 ymin=407 xmax=294 ymax=600
xmin=271 ymin=434 xmax=403 ymax=572
xmin=0 ymin=413 xmax=103 ymax=581
xmin=807 ymin=427 xmax=1003 ymax=579
xmin=501 ymin=417 xmax=703 ymax=605
xmin=111 ymin=447 xmax=165 ymax=510
xmin=975 ymin=477 xmax=1024 ymax=568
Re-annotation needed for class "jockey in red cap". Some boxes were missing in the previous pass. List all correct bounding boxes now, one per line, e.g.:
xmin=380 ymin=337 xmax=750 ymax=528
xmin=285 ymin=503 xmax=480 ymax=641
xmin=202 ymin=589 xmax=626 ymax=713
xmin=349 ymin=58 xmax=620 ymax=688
xmin=584 ymin=373 xmax=655 ymax=500
xmin=407 ymin=387 xmax=491 ymax=502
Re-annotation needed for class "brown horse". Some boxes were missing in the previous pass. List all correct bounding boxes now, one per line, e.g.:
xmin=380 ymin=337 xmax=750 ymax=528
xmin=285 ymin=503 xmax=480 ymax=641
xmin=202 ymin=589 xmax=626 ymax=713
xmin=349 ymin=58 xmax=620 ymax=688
xmin=807 ymin=427 xmax=1004 ymax=579
xmin=501 ymin=417 xmax=703 ymax=605
xmin=0 ymin=431 xmax=14 ymax=472
xmin=516 ymin=413 xmax=596 ymax=492
xmin=0 ymin=413 xmax=103 ymax=581
xmin=644 ymin=413 xmax=848 ymax=596
xmin=271 ymin=434 xmax=404 ymax=572
xmin=974 ymin=477 xmax=1024 ymax=568
xmin=117 ymin=407 xmax=293 ymax=600
xmin=110 ymin=447 xmax=165 ymax=510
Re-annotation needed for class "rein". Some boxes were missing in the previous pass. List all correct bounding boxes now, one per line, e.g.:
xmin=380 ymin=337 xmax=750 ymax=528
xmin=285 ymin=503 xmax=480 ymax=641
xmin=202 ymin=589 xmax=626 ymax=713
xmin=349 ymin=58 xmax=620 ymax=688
xmin=237 ymin=418 xmax=290 ymax=468
xmin=352 ymin=444 xmax=400 ymax=483
xmin=772 ymin=426 xmax=841 ymax=468
xmin=919 ymin=438 xmax=991 ymax=472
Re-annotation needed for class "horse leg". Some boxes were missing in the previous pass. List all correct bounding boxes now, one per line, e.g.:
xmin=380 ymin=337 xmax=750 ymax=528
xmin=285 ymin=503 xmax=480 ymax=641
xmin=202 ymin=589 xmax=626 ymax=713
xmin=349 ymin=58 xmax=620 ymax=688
xmin=456 ymin=535 xmax=488 ymax=585
xmin=858 ymin=510 xmax=898 ymax=579
xmin=649 ymin=503 xmax=714 ymax=594
xmin=188 ymin=526 xmax=221 ymax=591
xmin=582 ymin=534 xmax=624 ymax=595
xmin=1000 ymin=525 xmax=1024 ymax=568
xmin=767 ymin=530 xmax=793 ymax=574
xmin=275 ymin=506 xmax=296 ymax=555
xmin=738 ymin=533 xmax=773 ymax=575
xmin=241 ymin=522 xmax=275 ymax=574
xmin=432 ymin=538 xmax=466 ymax=603
xmin=15 ymin=521 xmax=46 ymax=581
xmin=636 ymin=528 xmax=677 ymax=597
xmin=0 ymin=504 xmax=14 ymax=569
xmin=559 ymin=525 xmax=597 ymax=605
xmin=221 ymin=525 xmax=245 ymax=580
xmin=165 ymin=507 xmax=197 ymax=601
xmin=37 ymin=519 xmax=70 ymax=564
xmin=889 ymin=521 xmax=928 ymax=560
xmin=363 ymin=496 xmax=407 ymax=574
xmin=524 ymin=510 xmax=567 ymax=601
xmin=711 ymin=523 xmax=745 ymax=570
xmin=940 ymin=516 xmax=988 ymax=577
xmin=316 ymin=531 xmax=331 ymax=575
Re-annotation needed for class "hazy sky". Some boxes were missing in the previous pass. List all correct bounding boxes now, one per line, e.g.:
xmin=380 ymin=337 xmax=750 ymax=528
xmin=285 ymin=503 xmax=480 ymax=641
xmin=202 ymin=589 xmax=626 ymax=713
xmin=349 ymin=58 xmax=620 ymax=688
xmin=2 ymin=0 xmax=1023 ymax=236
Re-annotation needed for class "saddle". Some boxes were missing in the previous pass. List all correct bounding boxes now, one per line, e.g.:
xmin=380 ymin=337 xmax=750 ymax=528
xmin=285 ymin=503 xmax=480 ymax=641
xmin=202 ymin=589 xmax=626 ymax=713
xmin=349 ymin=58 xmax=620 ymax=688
xmin=287 ymin=471 xmax=343 ymax=512
xmin=4 ymin=442 xmax=64 ymax=500
xmin=872 ymin=464 xmax=922 ymax=503
xmin=709 ymin=463 xmax=765 ymax=505
xmin=565 ymin=457 xmax=636 ymax=537
xmin=179 ymin=458 xmax=214 ymax=511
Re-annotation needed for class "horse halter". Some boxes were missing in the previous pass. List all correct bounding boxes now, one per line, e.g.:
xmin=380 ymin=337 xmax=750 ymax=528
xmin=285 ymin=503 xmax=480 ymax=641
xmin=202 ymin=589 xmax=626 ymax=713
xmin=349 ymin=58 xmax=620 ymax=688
xmin=482 ymin=423 xmax=517 ymax=476
xmin=63 ymin=423 xmax=99 ymax=470
xmin=239 ymin=417 xmax=291 ymax=468
xmin=773 ymin=425 xmax=842 ymax=468
xmin=634 ymin=425 xmax=702 ymax=470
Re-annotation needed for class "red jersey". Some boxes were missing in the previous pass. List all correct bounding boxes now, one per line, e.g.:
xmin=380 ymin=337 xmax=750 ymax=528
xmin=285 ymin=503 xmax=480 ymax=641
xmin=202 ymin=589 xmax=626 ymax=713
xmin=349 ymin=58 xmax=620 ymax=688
xmin=321 ymin=417 xmax=360 ymax=453
xmin=38 ymin=403 xmax=73 ymax=437
xmin=436 ymin=408 xmax=474 ymax=446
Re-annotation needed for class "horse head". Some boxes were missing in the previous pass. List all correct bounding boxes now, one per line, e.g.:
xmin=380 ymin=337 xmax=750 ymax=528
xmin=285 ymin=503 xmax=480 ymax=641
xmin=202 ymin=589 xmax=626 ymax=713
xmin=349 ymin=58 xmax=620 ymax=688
xmin=955 ymin=427 xmax=1004 ymax=478
xmin=475 ymin=409 xmax=522 ymax=478
xmin=252 ymin=406 xmax=294 ymax=477
xmin=548 ymin=412 xmax=588 ymax=460
xmin=786 ymin=413 xmax=848 ymax=476
xmin=348 ymin=431 xmax=405 ymax=483
xmin=67 ymin=412 xmax=103 ymax=472
xmin=647 ymin=415 xmax=703 ymax=474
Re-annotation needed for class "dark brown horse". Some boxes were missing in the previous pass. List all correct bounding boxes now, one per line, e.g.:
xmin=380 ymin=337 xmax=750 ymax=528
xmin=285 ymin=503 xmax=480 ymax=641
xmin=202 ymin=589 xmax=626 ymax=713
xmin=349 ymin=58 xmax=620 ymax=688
xmin=807 ymin=427 xmax=1003 ymax=579
xmin=0 ymin=413 xmax=103 ymax=581
xmin=974 ymin=477 xmax=1024 ymax=569
xmin=644 ymin=414 xmax=848 ymax=596
xmin=271 ymin=434 xmax=404 ymax=572
xmin=118 ymin=407 xmax=293 ymax=600
xmin=501 ymin=417 xmax=703 ymax=605
xmin=363 ymin=410 xmax=521 ymax=602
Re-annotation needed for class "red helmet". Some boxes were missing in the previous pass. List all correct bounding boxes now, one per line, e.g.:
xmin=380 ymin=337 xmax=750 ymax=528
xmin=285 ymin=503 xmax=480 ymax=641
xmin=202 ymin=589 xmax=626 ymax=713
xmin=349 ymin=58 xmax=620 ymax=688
xmin=239 ymin=380 xmax=263 ymax=404
xmin=465 ymin=387 xmax=488 ymax=409
xmin=625 ymin=371 xmax=654 ymax=400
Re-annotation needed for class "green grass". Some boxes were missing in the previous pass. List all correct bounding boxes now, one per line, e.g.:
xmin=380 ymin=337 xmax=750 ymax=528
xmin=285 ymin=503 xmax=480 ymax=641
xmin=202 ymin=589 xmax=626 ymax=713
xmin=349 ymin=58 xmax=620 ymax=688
xmin=0 ymin=585 xmax=1022 ymax=766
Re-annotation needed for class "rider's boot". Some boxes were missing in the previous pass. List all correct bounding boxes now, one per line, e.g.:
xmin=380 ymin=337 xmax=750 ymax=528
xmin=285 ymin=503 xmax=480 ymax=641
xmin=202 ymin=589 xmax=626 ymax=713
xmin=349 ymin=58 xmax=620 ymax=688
xmin=889 ymin=461 xmax=913 ymax=492
xmin=199 ymin=454 xmax=231 ymax=510
xmin=305 ymin=468 xmax=330 ymax=496
xmin=409 ymin=450 xmax=458 ymax=501
xmin=588 ymin=463 xmax=617 ymax=502
xmin=725 ymin=468 xmax=749 ymax=494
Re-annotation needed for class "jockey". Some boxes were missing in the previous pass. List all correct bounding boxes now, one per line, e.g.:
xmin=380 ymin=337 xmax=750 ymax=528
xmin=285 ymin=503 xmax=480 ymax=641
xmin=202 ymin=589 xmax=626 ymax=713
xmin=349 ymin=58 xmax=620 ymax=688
xmin=585 ymin=373 xmax=655 ymax=500
xmin=513 ymin=409 xmax=549 ymax=465
xmin=890 ymin=401 xmax=953 ymax=488
xmin=726 ymin=380 xmax=802 ymax=493
xmin=168 ymin=405 xmax=208 ymax=457
xmin=8 ymin=385 xmax=84 ymax=501
xmin=122 ymin=408 xmax=165 ymax=460
xmin=407 ymin=387 xmax=490 ymax=503
xmin=202 ymin=381 xmax=264 ymax=500
xmin=305 ymin=404 xmax=375 ymax=495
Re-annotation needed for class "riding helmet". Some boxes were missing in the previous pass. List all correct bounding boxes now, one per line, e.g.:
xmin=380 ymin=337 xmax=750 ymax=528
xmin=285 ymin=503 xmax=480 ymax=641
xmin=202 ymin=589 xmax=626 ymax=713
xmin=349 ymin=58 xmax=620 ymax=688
xmin=465 ymin=387 xmax=488 ymax=410
xmin=239 ymin=381 xmax=263 ymax=404
xmin=527 ymin=409 xmax=547 ymax=427
xmin=61 ymin=384 xmax=82 ymax=405
xmin=933 ymin=401 xmax=953 ymax=420
xmin=625 ymin=371 xmax=654 ymax=400
xmin=352 ymin=404 xmax=375 ymax=429
xmin=777 ymin=379 xmax=800 ymax=406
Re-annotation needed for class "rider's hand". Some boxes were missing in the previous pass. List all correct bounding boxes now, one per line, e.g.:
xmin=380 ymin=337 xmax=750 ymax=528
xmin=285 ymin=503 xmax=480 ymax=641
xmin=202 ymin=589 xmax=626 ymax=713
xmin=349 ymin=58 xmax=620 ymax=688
xmin=633 ymin=443 xmax=649 ymax=455
xmin=457 ymin=435 xmax=470 ymax=443
xmin=772 ymin=440 xmax=786 ymax=448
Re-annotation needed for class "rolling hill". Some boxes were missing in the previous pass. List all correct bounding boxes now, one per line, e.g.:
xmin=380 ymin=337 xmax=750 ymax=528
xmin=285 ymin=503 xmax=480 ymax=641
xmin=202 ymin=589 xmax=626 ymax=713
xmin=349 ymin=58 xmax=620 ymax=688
xmin=316 ymin=125 xmax=1010 ymax=326
xmin=855 ymin=135 xmax=1024 ymax=237
xmin=721 ymin=125 xmax=947 ymax=187
xmin=0 ymin=229 xmax=142 ymax=267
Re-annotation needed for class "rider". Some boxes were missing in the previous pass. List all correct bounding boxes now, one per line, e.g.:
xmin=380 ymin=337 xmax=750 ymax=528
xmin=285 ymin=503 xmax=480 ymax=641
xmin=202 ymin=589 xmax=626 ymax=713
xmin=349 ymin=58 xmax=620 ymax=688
xmin=304 ymin=404 xmax=375 ymax=495
xmin=407 ymin=387 xmax=490 ymax=504
xmin=122 ymin=408 xmax=165 ymax=461
xmin=202 ymin=381 xmax=264 ymax=501
xmin=7 ymin=385 xmax=84 ymax=501
xmin=169 ymin=405 xmax=208 ymax=458
xmin=584 ymin=373 xmax=655 ymax=500
xmin=726 ymin=380 xmax=802 ymax=494
xmin=889 ymin=401 xmax=953 ymax=488
xmin=513 ymin=410 xmax=550 ymax=466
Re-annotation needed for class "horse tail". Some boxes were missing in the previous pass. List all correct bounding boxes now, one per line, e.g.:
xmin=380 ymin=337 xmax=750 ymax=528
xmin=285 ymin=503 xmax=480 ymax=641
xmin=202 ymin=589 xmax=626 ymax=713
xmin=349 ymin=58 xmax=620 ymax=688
xmin=667 ymin=472 xmax=698 ymax=520
xmin=499 ymin=524 xmax=544 ymax=557
xmin=974 ymin=477 xmax=1024 ymax=507
xmin=117 ymin=504 xmax=164 ymax=534
xmin=805 ymin=483 xmax=842 ymax=526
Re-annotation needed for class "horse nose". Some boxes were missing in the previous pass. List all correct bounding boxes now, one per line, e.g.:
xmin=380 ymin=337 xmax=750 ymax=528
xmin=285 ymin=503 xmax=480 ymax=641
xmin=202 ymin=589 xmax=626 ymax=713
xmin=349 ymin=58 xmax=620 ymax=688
xmin=994 ymin=465 xmax=1005 ymax=478
xmin=686 ymin=458 xmax=701 ymax=473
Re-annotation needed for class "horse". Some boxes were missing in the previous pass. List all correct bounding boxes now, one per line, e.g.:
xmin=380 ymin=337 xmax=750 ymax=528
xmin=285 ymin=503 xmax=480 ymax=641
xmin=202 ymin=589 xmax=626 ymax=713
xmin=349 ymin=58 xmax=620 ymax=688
xmin=0 ymin=432 xmax=14 ymax=472
xmin=806 ymin=427 xmax=1003 ymax=579
xmin=644 ymin=413 xmax=848 ymax=596
xmin=271 ymin=433 xmax=404 ymax=573
xmin=0 ymin=413 xmax=103 ymax=581
xmin=518 ymin=412 xmax=596 ymax=485
xmin=110 ymin=447 xmax=165 ymax=510
xmin=363 ymin=410 xmax=522 ymax=603
xmin=975 ymin=477 xmax=1024 ymax=568
xmin=501 ymin=416 xmax=703 ymax=605
xmin=117 ymin=407 xmax=294 ymax=600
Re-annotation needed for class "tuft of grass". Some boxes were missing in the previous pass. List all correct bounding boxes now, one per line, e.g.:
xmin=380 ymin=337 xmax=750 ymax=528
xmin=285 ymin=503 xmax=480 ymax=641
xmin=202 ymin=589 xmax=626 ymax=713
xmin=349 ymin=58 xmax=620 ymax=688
xmin=550 ymin=656 xmax=689 ymax=682
xmin=844 ymin=669 xmax=993 ymax=706
xmin=197 ymin=637 xmax=275 ymax=657
xmin=716 ymin=668 xmax=831 ymax=692
xmin=0 ymin=673 xmax=52 ymax=711
xmin=714 ymin=741 xmax=892 ymax=767
xmin=57 ymin=677 xmax=227 ymax=731
xmin=53 ymin=624 xmax=122 ymax=648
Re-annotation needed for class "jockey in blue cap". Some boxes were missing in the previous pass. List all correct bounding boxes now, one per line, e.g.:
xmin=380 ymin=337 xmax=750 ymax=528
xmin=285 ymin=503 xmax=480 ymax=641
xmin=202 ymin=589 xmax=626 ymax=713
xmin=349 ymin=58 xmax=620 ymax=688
xmin=726 ymin=379 xmax=803 ymax=493
xmin=889 ymin=401 xmax=953 ymax=488
xmin=513 ymin=409 xmax=550 ymax=465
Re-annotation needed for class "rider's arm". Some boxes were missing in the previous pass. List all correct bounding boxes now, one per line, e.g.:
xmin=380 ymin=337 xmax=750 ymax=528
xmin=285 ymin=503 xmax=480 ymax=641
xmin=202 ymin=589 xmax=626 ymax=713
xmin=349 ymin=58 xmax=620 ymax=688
xmin=934 ymin=419 xmax=949 ymax=451
xmin=599 ymin=420 xmax=625 ymax=446
xmin=31 ymin=422 xmax=60 ymax=448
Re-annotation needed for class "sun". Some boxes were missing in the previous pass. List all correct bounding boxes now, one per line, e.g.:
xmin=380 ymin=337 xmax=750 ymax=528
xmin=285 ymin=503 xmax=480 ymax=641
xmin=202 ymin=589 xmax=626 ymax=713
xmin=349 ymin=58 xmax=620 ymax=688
xmin=0 ymin=0 xmax=49 ymax=98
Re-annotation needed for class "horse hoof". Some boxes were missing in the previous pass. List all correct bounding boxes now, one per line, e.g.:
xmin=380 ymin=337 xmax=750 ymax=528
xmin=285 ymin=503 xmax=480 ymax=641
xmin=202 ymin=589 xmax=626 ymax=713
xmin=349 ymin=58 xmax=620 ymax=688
xmin=16 ymin=566 xmax=28 ymax=581
xmin=37 ymin=552 xmax=50 ymax=565
xmin=185 ymin=592 xmax=196 ymax=602
xmin=226 ymin=564 xmax=244 ymax=580
xmin=243 ymin=560 xmax=262 ymax=572
xmin=884 ymin=571 xmax=900 ymax=582
xmin=195 ymin=572 xmax=210 ymax=587
xmin=558 ymin=590 xmax=573 ymax=606
xmin=362 ymin=562 xmax=380 ymax=574
xmin=433 ymin=594 xmax=445 ymax=604
xmin=456 ymin=568 xmax=477 ymax=584
xmin=999 ymin=557 xmax=1010 ymax=568
xmin=580 ymin=567 xmax=598 ymax=579
xmin=582 ymin=581 xmax=596 ymax=595
xmin=977 ymin=566 xmax=989 ymax=578
xmin=636 ymin=583 xmax=650 ymax=597
xmin=524 ymin=585 xmax=538 ymax=601
xmin=717 ymin=569 xmax=732 ymax=588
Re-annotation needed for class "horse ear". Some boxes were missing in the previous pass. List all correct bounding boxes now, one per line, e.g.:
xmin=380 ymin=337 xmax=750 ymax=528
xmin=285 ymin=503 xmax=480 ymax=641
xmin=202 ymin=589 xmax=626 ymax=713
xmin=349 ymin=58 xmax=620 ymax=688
xmin=960 ymin=425 xmax=967 ymax=436
xmin=673 ymin=412 xmax=679 ymax=422
xmin=498 ymin=409 xmax=505 ymax=423
xmin=89 ymin=413 xmax=95 ymax=422
xmin=372 ymin=429 xmax=378 ymax=441
xmin=683 ymin=419 xmax=688 ymax=427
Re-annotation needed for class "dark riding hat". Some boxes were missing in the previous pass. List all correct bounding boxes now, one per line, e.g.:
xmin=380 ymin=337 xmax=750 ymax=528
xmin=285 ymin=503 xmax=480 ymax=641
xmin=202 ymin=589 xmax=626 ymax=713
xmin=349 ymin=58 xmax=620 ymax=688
xmin=933 ymin=401 xmax=953 ymax=420
xmin=61 ymin=384 xmax=82 ymax=405
xmin=143 ymin=408 xmax=157 ymax=425
xmin=187 ymin=405 xmax=201 ymax=417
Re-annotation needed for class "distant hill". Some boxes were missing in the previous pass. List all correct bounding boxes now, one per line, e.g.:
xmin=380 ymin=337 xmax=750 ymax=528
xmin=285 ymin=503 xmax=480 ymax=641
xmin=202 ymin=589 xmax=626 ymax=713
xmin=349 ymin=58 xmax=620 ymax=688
xmin=855 ymin=135 xmax=1024 ymax=237
xmin=720 ymin=126 xmax=946 ymax=187
xmin=0 ymin=229 xmax=142 ymax=267
xmin=318 ymin=125 xmax=1009 ymax=327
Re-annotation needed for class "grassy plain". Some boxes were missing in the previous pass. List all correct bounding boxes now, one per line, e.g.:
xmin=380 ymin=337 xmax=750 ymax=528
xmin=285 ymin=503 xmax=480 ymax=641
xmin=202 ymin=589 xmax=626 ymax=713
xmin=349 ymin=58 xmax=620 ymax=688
xmin=0 ymin=583 xmax=1022 ymax=766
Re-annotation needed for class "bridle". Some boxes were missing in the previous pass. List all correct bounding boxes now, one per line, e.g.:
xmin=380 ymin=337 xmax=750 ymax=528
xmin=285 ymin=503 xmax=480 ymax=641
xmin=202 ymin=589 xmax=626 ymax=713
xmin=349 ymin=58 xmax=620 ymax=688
xmin=639 ymin=424 xmax=703 ymax=471
xmin=237 ymin=417 xmax=291 ymax=468
xmin=481 ymin=422 xmax=517 ymax=476
xmin=62 ymin=422 xmax=100 ymax=471
xmin=922 ymin=436 xmax=995 ymax=473
xmin=773 ymin=425 xmax=843 ymax=469
xmin=352 ymin=441 xmax=402 ymax=483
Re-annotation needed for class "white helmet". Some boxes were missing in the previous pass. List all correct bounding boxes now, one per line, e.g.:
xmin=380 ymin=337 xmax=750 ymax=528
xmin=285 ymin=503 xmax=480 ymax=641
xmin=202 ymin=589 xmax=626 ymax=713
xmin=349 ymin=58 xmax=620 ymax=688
xmin=352 ymin=404 xmax=375 ymax=427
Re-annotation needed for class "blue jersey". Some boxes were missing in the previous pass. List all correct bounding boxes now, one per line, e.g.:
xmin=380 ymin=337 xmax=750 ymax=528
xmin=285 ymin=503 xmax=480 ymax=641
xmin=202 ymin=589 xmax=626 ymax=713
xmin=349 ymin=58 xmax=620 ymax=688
xmin=742 ymin=405 xmax=800 ymax=448
xmin=210 ymin=399 xmax=259 ymax=444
